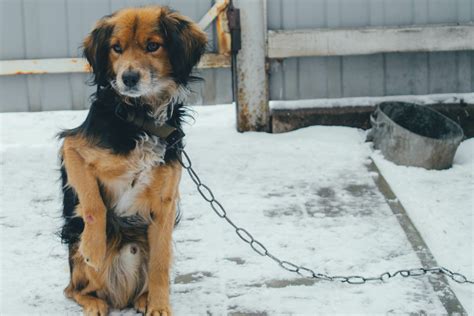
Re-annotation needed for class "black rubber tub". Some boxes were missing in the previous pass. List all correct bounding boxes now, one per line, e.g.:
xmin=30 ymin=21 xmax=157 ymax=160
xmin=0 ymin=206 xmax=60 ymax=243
xmin=368 ymin=102 xmax=464 ymax=170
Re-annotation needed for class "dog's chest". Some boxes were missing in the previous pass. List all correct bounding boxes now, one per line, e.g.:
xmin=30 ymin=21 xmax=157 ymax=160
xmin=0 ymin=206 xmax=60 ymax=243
xmin=102 ymin=135 xmax=166 ymax=216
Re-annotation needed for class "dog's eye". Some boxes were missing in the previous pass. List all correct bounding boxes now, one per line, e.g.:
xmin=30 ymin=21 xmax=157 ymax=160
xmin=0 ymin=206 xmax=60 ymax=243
xmin=146 ymin=42 xmax=160 ymax=52
xmin=111 ymin=44 xmax=122 ymax=54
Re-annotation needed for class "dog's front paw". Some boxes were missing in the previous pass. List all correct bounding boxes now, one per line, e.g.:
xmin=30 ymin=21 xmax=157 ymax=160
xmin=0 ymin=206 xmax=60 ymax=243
xmin=79 ymin=223 xmax=106 ymax=271
xmin=146 ymin=303 xmax=171 ymax=316
xmin=83 ymin=298 xmax=108 ymax=316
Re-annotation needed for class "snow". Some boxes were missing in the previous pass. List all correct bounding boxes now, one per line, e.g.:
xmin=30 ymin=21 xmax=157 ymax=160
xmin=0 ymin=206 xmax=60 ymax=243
xmin=270 ymin=92 xmax=474 ymax=110
xmin=372 ymin=140 xmax=474 ymax=313
xmin=0 ymin=105 xmax=472 ymax=315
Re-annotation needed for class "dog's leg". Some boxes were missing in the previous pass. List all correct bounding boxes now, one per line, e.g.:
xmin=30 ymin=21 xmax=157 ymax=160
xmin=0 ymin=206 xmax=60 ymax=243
xmin=62 ymin=138 xmax=107 ymax=270
xmin=66 ymin=254 xmax=109 ymax=316
xmin=72 ymin=291 xmax=109 ymax=316
xmin=146 ymin=163 xmax=181 ymax=316
xmin=134 ymin=291 xmax=148 ymax=313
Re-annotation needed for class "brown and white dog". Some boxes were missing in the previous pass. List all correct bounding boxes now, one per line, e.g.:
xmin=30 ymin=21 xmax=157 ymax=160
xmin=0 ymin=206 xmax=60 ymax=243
xmin=59 ymin=6 xmax=207 ymax=315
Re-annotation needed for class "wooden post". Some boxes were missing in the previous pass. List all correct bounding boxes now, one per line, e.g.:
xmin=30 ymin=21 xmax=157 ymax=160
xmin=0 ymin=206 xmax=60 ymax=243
xmin=234 ymin=0 xmax=269 ymax=132
xmin=216 ymin=4 xmax=231 ymax=56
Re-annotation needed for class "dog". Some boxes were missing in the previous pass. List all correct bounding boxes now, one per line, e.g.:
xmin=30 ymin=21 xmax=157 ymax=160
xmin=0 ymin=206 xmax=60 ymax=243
xmin=59 ymin=6 xmax=207 ymax=315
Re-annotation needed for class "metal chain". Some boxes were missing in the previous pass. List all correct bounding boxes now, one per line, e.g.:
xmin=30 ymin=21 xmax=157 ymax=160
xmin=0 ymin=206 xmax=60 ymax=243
xmin=176 ymin=147 xmax=474 ymax=285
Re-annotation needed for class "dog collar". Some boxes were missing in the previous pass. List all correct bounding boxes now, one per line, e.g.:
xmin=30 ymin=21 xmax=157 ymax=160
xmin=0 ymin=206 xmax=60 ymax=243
xmin=115 ymin=104 xmax=185 ymax=147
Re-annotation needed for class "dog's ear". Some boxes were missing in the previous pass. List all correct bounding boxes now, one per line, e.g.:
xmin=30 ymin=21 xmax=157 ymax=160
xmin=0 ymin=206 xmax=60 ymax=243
xmin=83 ymin=18 xmax=114 ymax=87
xmin=159 ymin=8 xmax=208 ymax=85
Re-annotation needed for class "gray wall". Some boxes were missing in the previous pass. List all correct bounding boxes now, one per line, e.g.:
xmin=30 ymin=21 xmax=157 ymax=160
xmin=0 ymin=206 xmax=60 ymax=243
xmin=1 ymin=0 xmax=473 ymax=112
xmin=268 ymin=0 xmax=474 ymax=100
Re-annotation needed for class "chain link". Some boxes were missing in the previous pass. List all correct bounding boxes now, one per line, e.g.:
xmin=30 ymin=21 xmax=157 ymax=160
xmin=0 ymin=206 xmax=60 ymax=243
xmin=176 ymin=147 xmax=474 ymax=285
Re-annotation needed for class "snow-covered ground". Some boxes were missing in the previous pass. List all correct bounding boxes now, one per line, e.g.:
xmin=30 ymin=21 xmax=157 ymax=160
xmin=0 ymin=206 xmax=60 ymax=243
xmin=0 ymin=105 xmax=472 ymax=315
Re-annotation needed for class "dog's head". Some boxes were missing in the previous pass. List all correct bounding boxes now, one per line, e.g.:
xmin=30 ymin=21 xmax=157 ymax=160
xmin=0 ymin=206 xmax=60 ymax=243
xmin=83 ymin=6 xmax=207 ymax=101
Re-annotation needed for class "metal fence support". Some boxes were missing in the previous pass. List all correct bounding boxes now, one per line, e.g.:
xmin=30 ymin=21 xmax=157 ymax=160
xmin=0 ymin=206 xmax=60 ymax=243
xmin=234 ymin=0 xmax=269 ymax=132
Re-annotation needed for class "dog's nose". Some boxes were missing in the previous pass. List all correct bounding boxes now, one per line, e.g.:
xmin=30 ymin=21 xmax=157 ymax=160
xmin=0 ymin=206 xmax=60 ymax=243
xmin=122 ymin=71 xmax=140 ymax=88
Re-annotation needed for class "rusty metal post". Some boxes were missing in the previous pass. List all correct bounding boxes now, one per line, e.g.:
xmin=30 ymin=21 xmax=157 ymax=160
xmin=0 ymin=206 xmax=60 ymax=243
xmin=233 ymin=0 xmax=269 ymax=132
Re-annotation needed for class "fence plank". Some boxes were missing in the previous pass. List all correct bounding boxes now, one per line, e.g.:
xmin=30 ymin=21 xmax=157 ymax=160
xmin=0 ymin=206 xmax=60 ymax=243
xmin=296 ymin=0 xmax=327 ymax=99
xmin=280 ymin=0 xmax=298 ymax=100
xmin=326 ymin=0 xmax=343 ymax=98
xmin=267 ymin=0 xmax=284 ymax=100
xmin=429 ymin=52 xmax=458 ymax=94
xmin=0 ymin=0 xmax=29 ymax=112
xmin=457 ymin=52 xmax=472 ymax=92
xmin=268 ymin=24 xmax=474 ymax=59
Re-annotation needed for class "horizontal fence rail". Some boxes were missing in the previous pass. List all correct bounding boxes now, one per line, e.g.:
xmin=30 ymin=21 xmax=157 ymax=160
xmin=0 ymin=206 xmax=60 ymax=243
xmin=0 ymin=53 xmax=230 ymax=76
xmin=268 ymin=24 xmax=474 ymax=58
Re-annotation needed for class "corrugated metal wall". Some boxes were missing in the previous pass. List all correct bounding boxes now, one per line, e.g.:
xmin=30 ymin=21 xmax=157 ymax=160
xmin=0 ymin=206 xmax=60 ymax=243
xmin=267 ymin=0 xmax=474 ymax=100
xmin=1 ymin=0 xmax=473 ymax=112
xmin=0 ymin=0 xmax=232 ymax=112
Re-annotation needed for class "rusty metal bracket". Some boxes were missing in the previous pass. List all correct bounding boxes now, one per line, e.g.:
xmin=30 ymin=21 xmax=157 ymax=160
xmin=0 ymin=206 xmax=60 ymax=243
xmin=227 ymin=1 xmax=241 ymax=109
xmin=227 ymin=2 xmax=241 ymax=54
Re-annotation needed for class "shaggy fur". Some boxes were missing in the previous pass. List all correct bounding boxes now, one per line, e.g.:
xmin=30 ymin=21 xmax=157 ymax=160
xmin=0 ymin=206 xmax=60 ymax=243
xmin=59 ymin=6 xmax=206 ymax=315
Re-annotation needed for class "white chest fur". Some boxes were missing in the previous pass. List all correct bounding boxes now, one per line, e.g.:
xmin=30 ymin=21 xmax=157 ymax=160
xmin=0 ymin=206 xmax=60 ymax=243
xmin=105 ymin=135 xmax=166 ymax=216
